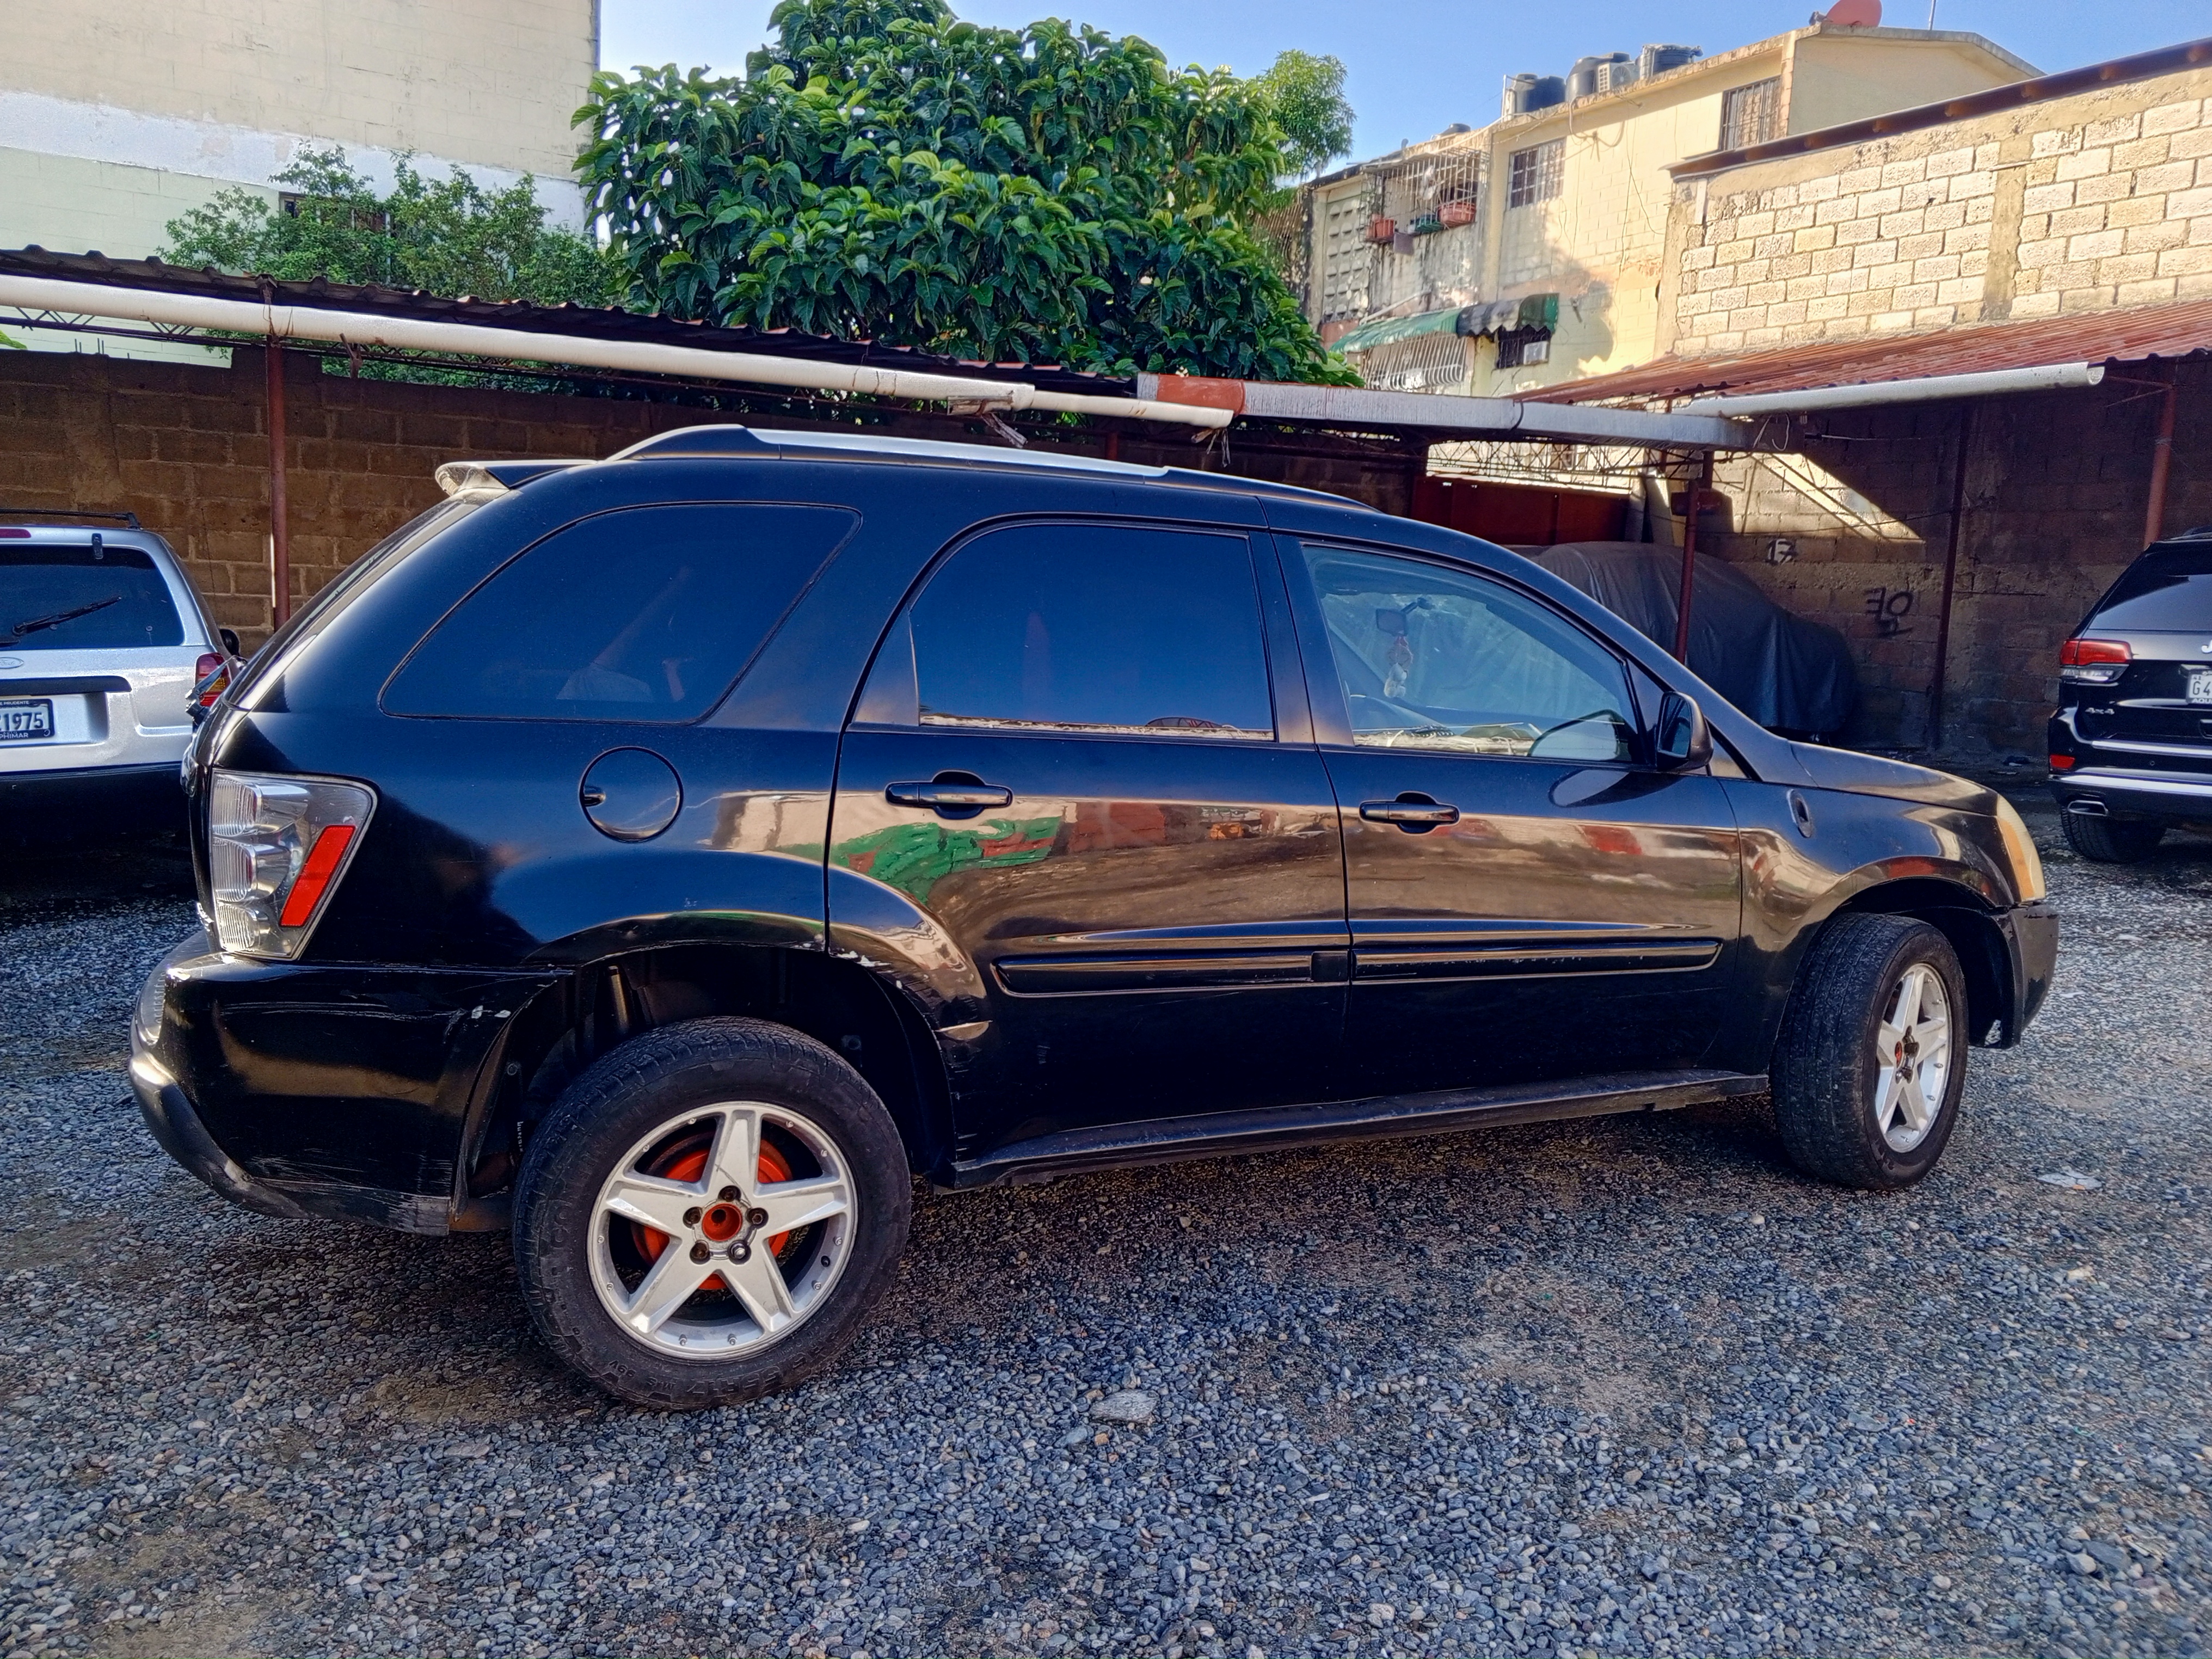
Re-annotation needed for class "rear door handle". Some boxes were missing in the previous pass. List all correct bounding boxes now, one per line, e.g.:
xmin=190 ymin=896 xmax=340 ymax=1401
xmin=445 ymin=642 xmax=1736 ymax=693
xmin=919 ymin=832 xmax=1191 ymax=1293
xmin=886 ymin=778 xmax=1013 ymax=810
xmin=1359 ymin=795 xmax=1461 ymax=828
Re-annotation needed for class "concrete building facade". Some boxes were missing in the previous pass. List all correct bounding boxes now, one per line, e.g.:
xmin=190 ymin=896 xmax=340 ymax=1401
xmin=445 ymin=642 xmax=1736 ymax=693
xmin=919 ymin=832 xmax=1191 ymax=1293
xmin=1299 ymin=24 xmax=2033 ymax=400
xmin=1539 ymin=45 xmax=2212 ymax=757
xmin=0 ymin=0 xmax=598 ymax=268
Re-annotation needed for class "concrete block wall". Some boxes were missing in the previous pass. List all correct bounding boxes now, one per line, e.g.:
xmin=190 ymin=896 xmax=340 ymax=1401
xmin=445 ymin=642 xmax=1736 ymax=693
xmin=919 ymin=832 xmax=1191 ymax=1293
xmin=1700 ymin=364 xmax=2209 ymax=755
xmin=1668 ymin=65 xmax=2212 ymax=353
xmin=0 ymin=349 xmax=1424 ymax=650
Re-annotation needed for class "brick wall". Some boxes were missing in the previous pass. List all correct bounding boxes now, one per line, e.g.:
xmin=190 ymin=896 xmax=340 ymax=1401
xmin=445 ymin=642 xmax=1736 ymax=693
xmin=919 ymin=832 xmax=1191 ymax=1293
xmin=1698 ymin=362 xmax=2210 ymax=754
xmin=1668 ymin=66 xmax=2212 ymax=353
xmin=0 ymin=348 xmax=1425 ymax=649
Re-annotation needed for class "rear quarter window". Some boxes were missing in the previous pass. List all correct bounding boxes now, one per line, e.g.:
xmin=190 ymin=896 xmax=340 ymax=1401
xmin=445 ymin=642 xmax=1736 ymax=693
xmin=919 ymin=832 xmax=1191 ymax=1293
xmin=2090 ymin=545 xmax=2212 ymax=632
xmin=2 ymin=544 xmax=183 ymax=650
xmin=382 ymin=503 xmax=859 ymax=721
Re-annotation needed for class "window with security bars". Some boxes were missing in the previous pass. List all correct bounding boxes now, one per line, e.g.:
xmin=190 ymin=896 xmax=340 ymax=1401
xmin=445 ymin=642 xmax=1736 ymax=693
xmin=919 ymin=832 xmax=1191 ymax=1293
xmin=1506 ymin=140 xmax=1564 ymax=209
xmin=1719 ymin=78 xmax=1781 ymax=150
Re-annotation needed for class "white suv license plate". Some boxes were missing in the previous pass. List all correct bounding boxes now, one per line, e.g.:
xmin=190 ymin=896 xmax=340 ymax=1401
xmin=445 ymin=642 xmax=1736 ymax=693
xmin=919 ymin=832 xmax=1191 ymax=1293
xmin=2189 ymin=669 xmax=2212 ymax=705
xmin=0 ymin=697 xmax=55 ymax=740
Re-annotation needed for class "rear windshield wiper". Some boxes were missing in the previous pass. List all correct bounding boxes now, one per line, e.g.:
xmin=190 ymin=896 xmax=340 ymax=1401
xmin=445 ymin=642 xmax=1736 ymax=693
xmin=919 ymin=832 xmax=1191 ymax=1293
xmin=6 ymin=595 xmax=120 ymax=640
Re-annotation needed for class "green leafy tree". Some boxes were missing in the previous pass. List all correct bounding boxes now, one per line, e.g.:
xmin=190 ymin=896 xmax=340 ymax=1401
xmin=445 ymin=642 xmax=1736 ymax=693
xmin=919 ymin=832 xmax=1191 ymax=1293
xmin=161 ymin=148 xmax=622 ymax=306
xmin=1252 ymin=50 xmax=1355 ymax=183
xmin=1247 ymin=49 xmax=1355 ymax=279
xmin=575 ymin=0 xmax=1357 ymax=382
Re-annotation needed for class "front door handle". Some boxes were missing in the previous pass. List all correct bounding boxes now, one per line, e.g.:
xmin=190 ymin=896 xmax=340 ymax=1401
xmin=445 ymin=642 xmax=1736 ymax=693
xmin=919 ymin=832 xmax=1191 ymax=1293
xmin=886 ymin=777 xmax=1013 ymax=812
xmin=1359 ymin=794 xmax=1461 ymax=830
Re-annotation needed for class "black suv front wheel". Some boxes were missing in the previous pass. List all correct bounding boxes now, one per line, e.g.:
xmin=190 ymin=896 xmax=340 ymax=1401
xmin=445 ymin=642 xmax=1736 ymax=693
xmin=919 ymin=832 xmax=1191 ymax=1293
xmin=513 ymin=1017 xmax=912 ymax=1408
xmin=1772 ymin=914 xmax=1969 ymax=1189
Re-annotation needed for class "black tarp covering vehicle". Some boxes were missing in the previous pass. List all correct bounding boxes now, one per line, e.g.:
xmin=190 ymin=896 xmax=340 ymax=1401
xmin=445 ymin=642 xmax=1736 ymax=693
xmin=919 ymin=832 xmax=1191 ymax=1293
xmin=1534 ymin=541 xmax=1857 ymax=739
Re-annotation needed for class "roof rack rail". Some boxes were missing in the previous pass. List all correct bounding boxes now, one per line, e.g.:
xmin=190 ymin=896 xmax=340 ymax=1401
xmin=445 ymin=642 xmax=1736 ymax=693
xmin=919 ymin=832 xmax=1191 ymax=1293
xmin=0 ymin=506 xmax=143 ymax=529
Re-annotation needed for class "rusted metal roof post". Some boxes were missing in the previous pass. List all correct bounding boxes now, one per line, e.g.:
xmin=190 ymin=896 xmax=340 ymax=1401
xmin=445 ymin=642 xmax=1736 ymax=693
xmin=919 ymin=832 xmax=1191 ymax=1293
xmin=1927 ymin=404 xmax=1974 ymax=751
xmin=1673 ymin=453 xmax=1713 ymax=662
xmin=266 ymin=342 xmax=291 ymax=628
xmin=2145 ymin=371 xmax=2177 ymax=546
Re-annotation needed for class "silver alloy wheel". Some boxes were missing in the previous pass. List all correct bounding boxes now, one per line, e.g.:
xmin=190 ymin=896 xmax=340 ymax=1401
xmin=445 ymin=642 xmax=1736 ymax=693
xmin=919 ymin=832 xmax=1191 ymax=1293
xmin=587 ymin=1101 xmax=856 ymax=1357
xmin=1873 ymin=961 xmax=1952 ymax=1152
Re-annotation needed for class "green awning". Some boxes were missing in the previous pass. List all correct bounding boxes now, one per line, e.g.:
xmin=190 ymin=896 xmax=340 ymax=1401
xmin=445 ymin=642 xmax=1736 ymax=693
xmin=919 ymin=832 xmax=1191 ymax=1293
xmin=1457 ymin=293 xmax=1559 ymax=337
xmin=1334 ymin=306 xmax=1464 ymax=354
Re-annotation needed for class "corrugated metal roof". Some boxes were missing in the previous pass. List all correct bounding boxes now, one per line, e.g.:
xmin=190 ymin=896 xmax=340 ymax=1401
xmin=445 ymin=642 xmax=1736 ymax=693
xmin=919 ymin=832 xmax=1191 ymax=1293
xmin=1526 ymin=299 xmax=2212 ymax=406
xmin=0 ymin=247 xmax=1134 ymax=397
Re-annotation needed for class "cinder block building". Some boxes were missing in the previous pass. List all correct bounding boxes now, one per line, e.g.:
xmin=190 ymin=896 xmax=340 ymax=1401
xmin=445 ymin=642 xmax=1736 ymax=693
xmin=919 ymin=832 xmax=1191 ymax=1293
xmin=1295 ymin=22 xmax=2032 ymax=398
xmin=1536 ymin=39 xmax=2212 ymax=758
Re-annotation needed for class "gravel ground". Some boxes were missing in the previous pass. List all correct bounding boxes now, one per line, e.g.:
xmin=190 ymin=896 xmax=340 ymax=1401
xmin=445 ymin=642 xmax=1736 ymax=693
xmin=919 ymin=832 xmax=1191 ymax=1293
xmin=2 ymin=792 xmax=2209 ymax=1659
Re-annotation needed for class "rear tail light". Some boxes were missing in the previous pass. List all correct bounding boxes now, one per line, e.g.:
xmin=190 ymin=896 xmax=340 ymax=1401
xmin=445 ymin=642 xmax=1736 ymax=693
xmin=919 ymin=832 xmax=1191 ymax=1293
xmin=207 ymin=770 xmax=375 ymax=958
xmin=2059 ymin=636 xmax=2130 ymax=685
xmin=2049 ymin=753 xmax=2076 ymax=770
xmin=191 ymin=652 xmax=231 ymax=715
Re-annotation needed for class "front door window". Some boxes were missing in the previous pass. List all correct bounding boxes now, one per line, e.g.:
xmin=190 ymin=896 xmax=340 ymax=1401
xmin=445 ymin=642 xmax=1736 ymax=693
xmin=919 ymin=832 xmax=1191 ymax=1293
xmin=1310 ymin=544 xmax=1635 ymax=761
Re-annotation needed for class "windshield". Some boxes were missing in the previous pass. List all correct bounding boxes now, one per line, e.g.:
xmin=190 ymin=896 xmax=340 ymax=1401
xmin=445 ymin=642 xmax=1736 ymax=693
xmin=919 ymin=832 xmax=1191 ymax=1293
xmin=2090 ymin=544 xmax=2212 ymax=632
xmin=1 ymin=544 xmax=183 ymax=651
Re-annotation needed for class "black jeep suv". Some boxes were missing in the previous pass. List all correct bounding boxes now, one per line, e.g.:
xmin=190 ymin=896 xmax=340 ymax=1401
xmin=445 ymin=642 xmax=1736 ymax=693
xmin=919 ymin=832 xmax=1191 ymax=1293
xmin=2048 ymin=526 xmax=2212 ymax=861
xmin=136 ymin=427 xmax=2058 ymax=1407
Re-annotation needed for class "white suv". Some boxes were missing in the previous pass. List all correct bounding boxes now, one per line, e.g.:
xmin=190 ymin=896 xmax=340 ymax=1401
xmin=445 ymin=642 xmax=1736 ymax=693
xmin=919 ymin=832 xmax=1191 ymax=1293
xmin=1 ymin=515 xmax=237 ymax=835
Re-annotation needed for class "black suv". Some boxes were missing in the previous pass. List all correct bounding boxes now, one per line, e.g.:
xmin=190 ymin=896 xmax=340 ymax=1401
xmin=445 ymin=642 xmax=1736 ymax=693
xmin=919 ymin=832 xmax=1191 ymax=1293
xmin=2049 ymin=526 xmax=2212 ymax=861
xmin=136 ymin=427 xmax=2058 ymax=1407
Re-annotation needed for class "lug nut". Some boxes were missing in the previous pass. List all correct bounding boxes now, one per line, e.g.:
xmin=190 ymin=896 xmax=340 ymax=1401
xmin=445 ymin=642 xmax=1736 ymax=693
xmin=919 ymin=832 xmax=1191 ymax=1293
xmin=718 ymin=1186 xmax=739 ymax=1202
xmin=748 ymin=1207 xmax=769 ymax=1228
xmin=728 ymin=1242 xmax=752 ymax=1264
xmin=690 ymin=1242 xmax=710 ymax=1262
xmin=684 ymin=1207 xmax=703 ymax=1227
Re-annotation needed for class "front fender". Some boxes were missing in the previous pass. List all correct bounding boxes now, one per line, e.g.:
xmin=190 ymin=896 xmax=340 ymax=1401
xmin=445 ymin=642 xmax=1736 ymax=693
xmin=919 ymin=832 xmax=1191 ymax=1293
xmin=1722 ymin=779 xmax=2014 ymax=1072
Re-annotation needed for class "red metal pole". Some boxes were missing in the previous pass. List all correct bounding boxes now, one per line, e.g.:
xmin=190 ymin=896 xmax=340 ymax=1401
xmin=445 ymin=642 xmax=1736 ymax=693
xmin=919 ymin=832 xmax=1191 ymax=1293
xmin=2144 ymin=373 xmax=2176 ymax=547
xmin=267 ymin=341 xmax=291 ymax=628
xmin=1673 ymin=453 xmax=1711 ymax=663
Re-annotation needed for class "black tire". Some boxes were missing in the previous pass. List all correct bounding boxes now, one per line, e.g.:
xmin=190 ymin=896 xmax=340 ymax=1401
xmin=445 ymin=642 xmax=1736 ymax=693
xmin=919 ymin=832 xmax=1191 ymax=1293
xmin=2060 ymin=810 xmax=2164 ymax=863
xmin=1772 ymin=914 xmax=1969 ymax=1190
xmin=513 ymin=1017 xmax=912 ymax=1409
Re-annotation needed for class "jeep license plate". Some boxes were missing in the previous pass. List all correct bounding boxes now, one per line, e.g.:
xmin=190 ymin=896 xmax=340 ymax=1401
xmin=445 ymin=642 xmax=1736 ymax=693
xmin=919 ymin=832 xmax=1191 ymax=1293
xmin=2189 ymin=669 xmax=2212 ymax=705
xmin=0 ymin=698 xmax=54 ymax=740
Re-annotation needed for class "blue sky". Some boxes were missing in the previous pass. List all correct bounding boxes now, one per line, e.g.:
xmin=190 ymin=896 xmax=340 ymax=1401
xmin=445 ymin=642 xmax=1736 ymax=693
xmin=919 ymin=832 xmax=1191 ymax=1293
xmin=598 ymin=1 xmax=2209 ymax=164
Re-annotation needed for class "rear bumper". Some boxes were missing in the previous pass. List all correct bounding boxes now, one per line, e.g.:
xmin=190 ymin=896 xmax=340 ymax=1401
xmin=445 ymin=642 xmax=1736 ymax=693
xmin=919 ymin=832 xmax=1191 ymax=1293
xmin=2050 ymin=765 xmax=2212 ymax=824
xmin=1 ymin=761 xmax=182 ymax=836
xmin=131 ymin=929 xmax=564 ymax=1234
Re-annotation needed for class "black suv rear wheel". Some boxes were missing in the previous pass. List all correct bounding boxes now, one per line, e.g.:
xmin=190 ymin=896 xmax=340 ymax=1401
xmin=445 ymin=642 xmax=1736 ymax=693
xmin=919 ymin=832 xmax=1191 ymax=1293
xmin=1772 ymin=914 xmax=1969 ymax=1189
xmin=2060 ymin=810 xmax=2164 ymax=863
xmin=513 ymin=1017 xmax=911 ymax=1408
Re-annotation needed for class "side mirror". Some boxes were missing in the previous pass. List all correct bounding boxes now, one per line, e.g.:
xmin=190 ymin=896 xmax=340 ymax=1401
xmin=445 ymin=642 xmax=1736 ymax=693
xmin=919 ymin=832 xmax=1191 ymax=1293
xmin=1654 ymin=691 xmax=1712 ymax=771
xmin=220 ymin=628 xmax=242 ymax=656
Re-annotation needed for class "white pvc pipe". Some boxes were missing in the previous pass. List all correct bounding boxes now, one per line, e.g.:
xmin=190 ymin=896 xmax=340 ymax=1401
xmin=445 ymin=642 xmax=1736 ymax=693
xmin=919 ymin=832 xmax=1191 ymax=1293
xmin=0 ymin=274 xmax=1231 ymax=428
xmin=1676 ymin=360 xmax=2105 ymax=418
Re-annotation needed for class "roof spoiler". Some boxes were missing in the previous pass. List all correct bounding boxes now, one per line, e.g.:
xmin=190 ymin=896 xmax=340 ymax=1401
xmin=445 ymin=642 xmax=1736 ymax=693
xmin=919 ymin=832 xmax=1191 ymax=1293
xmin=433 ymin=459 xmax=586 ymax=498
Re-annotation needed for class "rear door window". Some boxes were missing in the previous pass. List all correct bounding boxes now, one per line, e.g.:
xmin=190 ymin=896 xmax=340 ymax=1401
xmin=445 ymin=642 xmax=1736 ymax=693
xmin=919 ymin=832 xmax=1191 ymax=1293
xmin=2090 ymin=544 xmax=2212 ymax=631
xmin=1 ymin=544 xmax=183 ymax=650
xmin=907 ymin=523 xmax=1275 ymax=738
xmin=383 ymin=504 xmax=857 ymax=721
